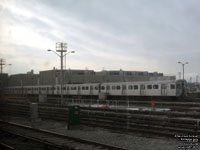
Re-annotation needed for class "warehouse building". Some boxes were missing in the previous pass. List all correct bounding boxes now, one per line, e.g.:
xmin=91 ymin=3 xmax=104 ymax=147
xmin=6 ymin=69 xmax=175 ymax=86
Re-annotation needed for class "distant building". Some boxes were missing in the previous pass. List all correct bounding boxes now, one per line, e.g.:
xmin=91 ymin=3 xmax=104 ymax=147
xmin=8 ymin=73 xmax=39 ymax=86
xmin=0 ymin=73 xmax=9 ymax=88
xmin=6 ymin=69 xmax=175 ymax=86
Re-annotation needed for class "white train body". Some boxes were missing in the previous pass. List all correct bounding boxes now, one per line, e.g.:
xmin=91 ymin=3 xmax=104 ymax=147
xmin=4 ymin=80 xmax=185 ymax=97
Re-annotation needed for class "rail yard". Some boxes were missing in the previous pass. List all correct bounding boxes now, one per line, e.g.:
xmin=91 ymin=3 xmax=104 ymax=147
xmin=0 ymin=94 xmax=199 ymax=149
xmin=0 ymin=69 xmax=200 ymax=150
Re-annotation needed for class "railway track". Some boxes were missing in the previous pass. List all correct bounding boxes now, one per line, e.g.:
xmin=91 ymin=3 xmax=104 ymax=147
xmin=0 ymin=143 xmax=16 ymax=150
xmin=0 ymin=120 xmax=126 ymax=150
xmin=1 ymin=100 xmax=200 ymax=138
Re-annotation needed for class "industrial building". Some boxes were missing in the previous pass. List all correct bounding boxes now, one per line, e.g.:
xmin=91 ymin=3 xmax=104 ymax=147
xmin=5 ymin=69 xmax=175 ymax=87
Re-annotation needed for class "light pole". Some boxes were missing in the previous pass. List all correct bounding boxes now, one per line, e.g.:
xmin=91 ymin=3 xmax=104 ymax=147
xmin=47 ymin=42 xmax=75 ymax=104
xmin=178 ymin=61 xmax=189 ymax=96
xmin=178 ymin=62 xmax=189 ymax=81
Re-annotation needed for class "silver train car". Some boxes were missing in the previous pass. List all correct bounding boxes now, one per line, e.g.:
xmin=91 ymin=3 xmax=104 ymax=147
xmin=4 ymin=80 xmax=186 ymax=97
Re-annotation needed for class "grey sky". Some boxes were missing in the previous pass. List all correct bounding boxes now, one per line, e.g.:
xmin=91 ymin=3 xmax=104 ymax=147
xmin=0 ymin=0 xmax=199 ymax=81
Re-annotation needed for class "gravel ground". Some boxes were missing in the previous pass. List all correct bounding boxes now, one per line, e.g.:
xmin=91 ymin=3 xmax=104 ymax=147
xmin=1 ymin=116 xmax=195 ymax=150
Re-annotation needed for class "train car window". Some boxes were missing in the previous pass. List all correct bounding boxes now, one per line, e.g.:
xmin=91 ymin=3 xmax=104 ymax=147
xmin=67 ymin=87 xmax=69 ymax=90
xmin=153 ymin=85 xmax=159 ymax=89
xmin=82 ymin=87 xmax=85 ymax=90
xmin=101 ymin=86 xmax=105 ymax=90
xmin=134 ymin=85 xmax=138 ymax=90
xmin=71 ymin=87 xmax=73 ymax=90
xmin=170 ymin=84 xmax=175 ymax=89
xmin=63 ymin=87 xmax=66 ymax=90
xmin=147 ymin=85 xmax=152 ymax=89
xmin=86 ymin=86 xmax=89 ymax=90
xmin=57 ymin=87 xmax=60 ymax=90
xmin=128 ymin=85 xmax=133 ymax=90
xmin=95 ymin=86 xmax=99 ymax=90
xmin=112 ymin=86 xmax=116 ymax=90
xmin=117 ymin=86 xmax=121 ymax=90
xmin=106 ymin=85 xmax=110 ymax=90
xmin=74 ymin=87 xmax=77 ymax=90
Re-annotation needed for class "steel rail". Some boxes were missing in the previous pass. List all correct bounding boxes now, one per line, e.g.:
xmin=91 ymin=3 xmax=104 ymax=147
xmin=0 ymin=120 xmax=126 ymax=150
xmin=1 ymin=130 xmax=68 ymax=150
xmin=0 ymin=142 xmax=17 ymax=150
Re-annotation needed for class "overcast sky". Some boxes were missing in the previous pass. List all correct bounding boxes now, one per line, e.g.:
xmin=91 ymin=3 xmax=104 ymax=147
xmin=0 ymin=0 xmax=200 ymax=81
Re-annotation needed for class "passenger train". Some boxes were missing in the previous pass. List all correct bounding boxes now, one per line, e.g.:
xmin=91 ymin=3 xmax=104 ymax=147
xmin=4 ymin=80 xmax=186 ymax=98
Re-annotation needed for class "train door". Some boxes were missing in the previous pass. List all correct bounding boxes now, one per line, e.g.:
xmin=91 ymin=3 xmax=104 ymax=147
xmin=90 ymin=85 xmax=94 ymax=95
xmin=122 ymin=84 xmax=127 ymax=95
xmin=140 ymin=84 xmax=145 ymax=96
xmin=31 ymin=87 xmax=33 ymax=95
xmin=52 ymin=86 xmax=55 ymax=95
xmin=99 ymin=84 xmax=101 ymax=93
xmin=77 ymin=86 xmax=81 ymax=95
xmin=161 ymin=84 xmax=167 ymax=96
xmin=106 ymin=85 xmax=110 ymax=94
xmin=47 ymin=87 xmax=49 ymax=95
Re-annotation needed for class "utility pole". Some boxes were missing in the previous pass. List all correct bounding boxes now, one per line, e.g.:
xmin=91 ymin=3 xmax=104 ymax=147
xmin=58 ymin=43 xmax=65 ymax=104
xmin=48 ymin=43 xmax=75 ymax=105
xmin=0 ymin=58 xmax=6 ymax=74
xmin=0 ymin=58 xmax=11 ymax=74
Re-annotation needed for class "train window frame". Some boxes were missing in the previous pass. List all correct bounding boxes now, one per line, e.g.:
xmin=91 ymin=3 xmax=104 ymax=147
xmin=74 ymin=87 xmax=77 ymax=90
xmin=95 ymin=86 xmax=98 ymax=90
xmin=112 ymin=86 xmax=116 ymax=90
xmin=147 ymin=85 xmax=152 ymax=89
xmin=128 ymin=85 xmax=133 ymax=90
xmin=85 ymin=86 xmax=89 ymax=90
xmin=116 ymin=85 xmax=121 ymax=90
xmin=170 ymin=84 xmax=175 ymax=89
xmin=82 ymin=87 xmax=85 ymax=90
xmin=153 ymin=85 xmax=159 ymax=89
xmin=134 ymin=85 xmax=139 ymax=90
xmin=101 ymin=86 xmax=105 ymax=90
